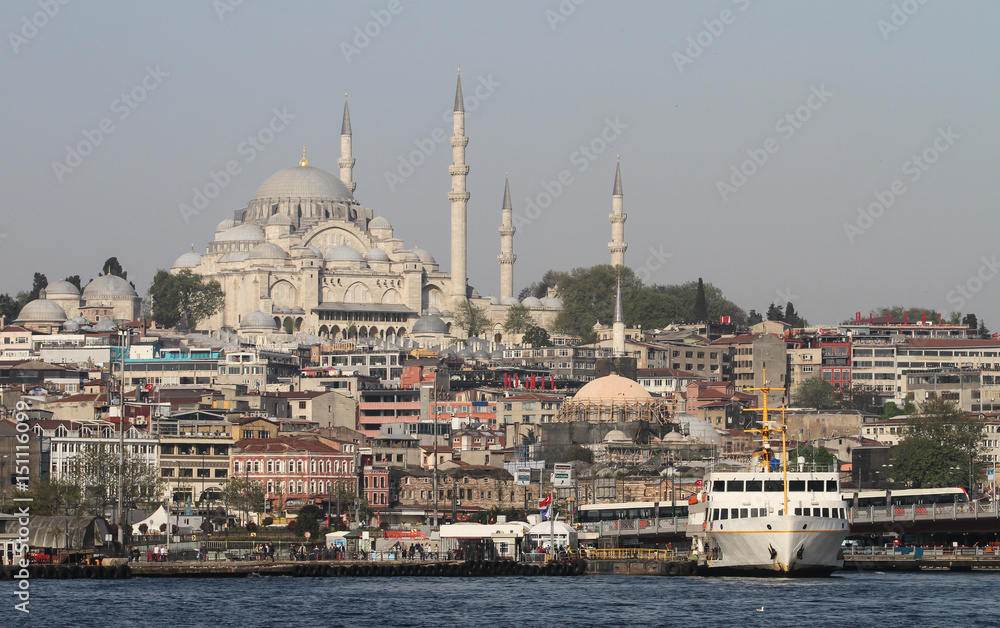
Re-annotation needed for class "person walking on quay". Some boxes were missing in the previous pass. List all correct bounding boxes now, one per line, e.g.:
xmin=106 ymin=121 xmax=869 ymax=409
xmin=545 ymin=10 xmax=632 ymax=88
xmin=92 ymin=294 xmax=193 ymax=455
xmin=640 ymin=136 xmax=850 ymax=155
xmin=267 ymin=542 xmax=274 ymax=562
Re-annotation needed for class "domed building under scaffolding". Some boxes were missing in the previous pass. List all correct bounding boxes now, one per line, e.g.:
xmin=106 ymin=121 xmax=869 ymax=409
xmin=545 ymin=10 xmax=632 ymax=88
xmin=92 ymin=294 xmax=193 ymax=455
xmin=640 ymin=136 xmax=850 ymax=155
xmin=555 ymin=372 xmax=670 ymax=424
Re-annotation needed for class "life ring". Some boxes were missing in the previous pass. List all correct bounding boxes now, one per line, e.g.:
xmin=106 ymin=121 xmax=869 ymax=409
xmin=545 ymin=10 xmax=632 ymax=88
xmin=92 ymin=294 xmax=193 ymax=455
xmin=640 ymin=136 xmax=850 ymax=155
xmin=666 ymin=562 xmax=681 ymax=576
xmin=680 ymin=561 xmax=694 ymax=576
xmin=361 ymin=564 xmax=373 ymax=577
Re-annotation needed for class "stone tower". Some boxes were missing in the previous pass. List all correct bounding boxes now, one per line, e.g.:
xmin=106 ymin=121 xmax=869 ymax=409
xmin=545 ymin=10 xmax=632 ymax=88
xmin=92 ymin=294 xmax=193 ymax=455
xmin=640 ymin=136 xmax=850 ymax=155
xmin=613 ymin=278 xmax=625 ymax=357
xmin=608 ymin=156 xmax=627 ymax=267
xmin=498 ymin=174 xmax=516 ymax=301
xmin=449 ymin=70 xmax=470 ymax=308
xmin=339 ymin=93 xmax=356 ymax=193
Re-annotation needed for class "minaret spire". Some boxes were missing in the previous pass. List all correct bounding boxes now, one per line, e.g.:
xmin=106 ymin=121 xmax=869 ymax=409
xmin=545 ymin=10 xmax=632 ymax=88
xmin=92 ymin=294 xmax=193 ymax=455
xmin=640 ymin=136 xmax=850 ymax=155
xmin=612 ymin=276 xmax=625 ymax=358
xmin=450 ymin=69 xmax=470 ymax=309
xmin=609 ymin=155 xmax=627 ymax=267
xmin=498 ymin=173 xmax=516 ymax=301
xmin=338 ymin=92 xmax=356 ymax=193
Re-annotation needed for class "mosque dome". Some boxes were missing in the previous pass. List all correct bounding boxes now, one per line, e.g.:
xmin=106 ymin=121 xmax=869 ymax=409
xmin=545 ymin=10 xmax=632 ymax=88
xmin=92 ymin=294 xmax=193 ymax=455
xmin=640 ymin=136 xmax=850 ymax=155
xmin=290 ymin=245 xmax=320 ymax=258
xmin=364 ymin=247 xmax=390 ymax=262
xmin=369 ymin=216 xmax=392 ymax=230
xmin=411 ymin=315 xmax=448 ymax=334
xmin=540 ymin=297 xmax=563 ymax=309
xmin=253 ymin=165 xmax=355 ymax=204
xmin=325 ymin=245 xmax=365 ymax=262
xmin=173 ymin=250 xmax=202 ymax=268
xmin=93 ymin=316 xmax=118 ymax=332
xmin=45 ymin=280 xmax=80 ymax=296
xmin=521 ymin=296 xmax=543 ymax=308
xmin=573 ymin=373 xmax=652 ymax=402
xmin=217 ymin=224 xmax=265 ymax=242
xmin=400 ymin=251 xmax=420 ymax=263
xmin=266 ymin=213 xmax=293 ymax=226
xmin=240 ymin=311 xmax=279 ymax=330
xmin=62 ymin=320 xmax=80 ymax=331
xmin=248 ymin=243 xmax=288 ymax=260
xmin=501 ymin=296 xmax=520 ymax=306
xmin=219 ymin=251 xmax=250 ymax=263
xmin=216 ymin=217 xmax=236 ymax=231
xmin=604 ymin=429 xmax=632 ymax=444
xmin=412 ymin=248 xmax=436 ymax=265
xmin=16 ymin=299 xmax=67 ymax=323
xmin=82 ymin=275 xmax=138 ymax=300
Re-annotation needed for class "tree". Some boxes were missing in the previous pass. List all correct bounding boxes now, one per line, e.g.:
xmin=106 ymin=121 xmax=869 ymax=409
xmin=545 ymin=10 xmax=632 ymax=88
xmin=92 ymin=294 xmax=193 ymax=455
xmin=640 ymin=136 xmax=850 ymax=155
xmin=12 ymin=477 xmax=82 ymax=516
xmin=558 ymin=444 xmax=593 ymax=464
xmin=294 ymin=505 xmax=322 ymax=537
xmin=454 ymin=300 xmax=490 ymax=337
xmin=784 ymin=302 xmax=807 ymax=328
xmin=223 ymin=477 xmax=266 ymax=526
xmin=521 ymin=325 xmax=551 ymax=347
xmin=838 ymin=387 xmax=881 ymax=414
xmin=962 ymin=313 xmax=978 ymax=331
xmin=518 ymin=269 xmax=568 ymax=301
xmin=792 ymin=377 xmax=835 ymax=409
xmin=30 ymin=272 xmax=48 ymax=301
xmin=766 ymin=302 xmax=783 ymax=321
xmin=502 ymin=303 xmax=534 ymax=335
xmin=282 ymin=317 xmax=294 ymax=334
xmin=552 ymin=265 xmax=641 ymax=341
xmin=890 ymin=398 xmax=981 ymax=490
xmin=101 ymin=257 xmax=127 ymax=281
xmin=747 ymin=309 xmax=763 ymax=325
xmin=65 ymin=275 xmax=82 ymax=291
xmin=0 ymin=293 xmax=18 ymax=324
xmin=148 ymin=269 xmax=225 ymax=330
xmin=881 ymin=401 xmax=906 ymax=420
xmin=692 ymin=278 xmax=708 ymax=321
xmin=789 ymin=444 xmax=836 ymax=470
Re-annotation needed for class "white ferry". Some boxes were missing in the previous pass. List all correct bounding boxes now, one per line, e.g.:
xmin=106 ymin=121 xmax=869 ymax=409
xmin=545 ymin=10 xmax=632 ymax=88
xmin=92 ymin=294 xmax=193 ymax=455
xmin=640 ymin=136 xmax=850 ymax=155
xmin=685 ymin=376 xmax=849 ymax=576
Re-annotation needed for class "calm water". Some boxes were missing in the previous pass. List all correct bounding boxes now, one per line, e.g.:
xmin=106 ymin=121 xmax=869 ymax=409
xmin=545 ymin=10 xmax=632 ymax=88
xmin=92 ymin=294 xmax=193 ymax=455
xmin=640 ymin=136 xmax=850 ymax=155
xmin=15 ymin=570 xmax=1000 ymax=627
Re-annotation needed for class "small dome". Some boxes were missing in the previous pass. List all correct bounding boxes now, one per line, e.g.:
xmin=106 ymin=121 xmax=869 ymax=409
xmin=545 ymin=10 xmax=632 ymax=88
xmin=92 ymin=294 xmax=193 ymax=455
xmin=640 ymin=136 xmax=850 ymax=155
xmin=217 ymin=224 xmax=265 ymax=242
xmin=290 ymin=246 xmax=319 ymax=258
xmin=540 ymin=297 xmax=563 ymax=309
xmin=412 ymin=248 xmax=436 ymax=265
xmin=173 ymin=250 xmax=202 ymax=268
xmin=501 ymin=297 xmax=520 ymax=306
xmin=45 ymin=280 xmax=80 ymax=296
xmin=400 ymin=251 xmax=420 ymax=263
xmin=219 ymin=252 xmax=250 ymax=263
xmin=604 ymin=429 xmax=632 ymax=444
xmin=490 ymin=296 xmax=500 ymax=305
xmin=16 ymin=299 xmax=67 ymax=323
xmin=521 ymin=296 xmax=543 ymax=308
xmin=307 ymin=245 xmax=322 ymax=257
xmin=240 ymin=311 xmax=279 ymax=330
xmin=411 ymin=315 xmax=448 ymax=334
xmin=427 ymin=306 xmax=441 ymax=315
xmin=266 ymin=213 xmax=292 ymax=226
xmin=273 ymin=305 xmax=290 ymax=314
xmin=473 ymin=349 xmax=490 ymax=360
xmin=82 ymin=275 xmax=137 ymax=300
xmin=216 ymin=217 xmax=236 ymax=231
xmin=93 ymin=316 xmax=118 ymax=332
xmin=364 ymin=247 xmax=390 ymax=262
xmin=370 ymin=216 xmax=393 ymax=230
xmin=325 ymin=245 xmax=365 ymax=262
xmin=249 ymin=243 xmax=288 ymax=260
xmin=456 ymin=348 xmax=473 ymax=358
xmin=291 ymin=306 xmax=305 ymax=315
xmin=62 ymin=320 xmax=81 ymax=331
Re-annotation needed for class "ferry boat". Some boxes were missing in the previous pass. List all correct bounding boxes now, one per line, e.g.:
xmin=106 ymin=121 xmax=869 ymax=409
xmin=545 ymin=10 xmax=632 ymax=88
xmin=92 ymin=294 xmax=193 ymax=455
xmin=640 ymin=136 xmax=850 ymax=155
xmin=685 ymin=375 xmax=849 ymax=576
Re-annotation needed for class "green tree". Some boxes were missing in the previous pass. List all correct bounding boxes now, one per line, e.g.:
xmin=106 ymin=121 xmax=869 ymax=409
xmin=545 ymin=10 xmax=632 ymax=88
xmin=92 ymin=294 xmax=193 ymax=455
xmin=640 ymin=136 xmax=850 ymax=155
xmin=789 ymin=444 xmax=836 ymax=470
xmin=10 ymin=477 xmax=82 ymax=516
xmin=766 ymin=302 xmax=783 ymax=321
xmin=455 ymin=300 xmax=490 ymax=337
xmin=839 ymin=387 xmax=881 ymax=414
xmin=890 ymin=398 xmax=981 ymax=489
xmin=282 ymin=317 xmax=294 ymax=334
xmin=784 ymin=302 xmax=807 ymax=327
xmin=65 ymin=275 xmax=82 ymax=291
xmin=881 ymin=401 xmax=906 ymax=420
xmin=60 ymin=445 xmax=162 ymax=520
xmin=223 ymin=477 xmax=266 ymax=525
xmin=522 ymin=325 xmax=551 ymax=347
xmin=792 ymin=377 xmax=835 ymax=409
xmin=692 ymin=278 xmax=708 ymax=321
xmin=101 ymin=256 xmax=127 ymax=281
xmin=518 ymin=269 xmax=569 ymax=301
xmin=0 ymin=293 xmax=18 ymax=324
xmin=747 ymin=309 xmax=763 ymax=325
xmin=148 ymin=269 xmax=225 ymax=330
xmin=502 ymin=303 xmax=534 ymax=335
xmin=294 ymin=504 xmax=322 ymax=537
xmin=552 ymin=265 xmax=641 ymax=341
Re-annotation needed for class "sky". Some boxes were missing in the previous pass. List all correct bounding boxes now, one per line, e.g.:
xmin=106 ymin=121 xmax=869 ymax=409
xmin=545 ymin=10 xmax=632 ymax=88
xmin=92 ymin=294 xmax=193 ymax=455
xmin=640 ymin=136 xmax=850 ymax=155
xmin=2 ymin=1 xmax=997 ymax=328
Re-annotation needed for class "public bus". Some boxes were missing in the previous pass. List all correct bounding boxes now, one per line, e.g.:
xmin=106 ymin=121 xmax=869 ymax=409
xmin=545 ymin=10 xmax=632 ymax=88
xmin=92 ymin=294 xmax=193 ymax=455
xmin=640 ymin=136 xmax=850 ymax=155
xmin=842 ymin=487 xmax=969 ymax=508
xmin=576 ymin=501 xmax=688 ymax=524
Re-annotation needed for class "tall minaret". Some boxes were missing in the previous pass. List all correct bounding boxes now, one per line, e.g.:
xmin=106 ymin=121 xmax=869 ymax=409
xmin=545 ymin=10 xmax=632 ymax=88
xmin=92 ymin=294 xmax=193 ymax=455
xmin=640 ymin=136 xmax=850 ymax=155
xmin=608 ymin=156 xmax=627 ymax=267
xmin=339 ymin=93 xmax=356 ymax=193
xmin=612 ymin=278 xmax=626 ymax=357
xmin=498 ymin=174 xmax=516 ymax=301
xmin=449 ymin=70 xmax=470 ymax=308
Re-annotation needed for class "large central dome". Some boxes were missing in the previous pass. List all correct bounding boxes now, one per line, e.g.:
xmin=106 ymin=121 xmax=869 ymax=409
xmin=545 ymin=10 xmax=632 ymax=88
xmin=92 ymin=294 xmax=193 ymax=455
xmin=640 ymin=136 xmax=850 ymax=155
xmin=253 ymin=165 xmax=355 ymax=203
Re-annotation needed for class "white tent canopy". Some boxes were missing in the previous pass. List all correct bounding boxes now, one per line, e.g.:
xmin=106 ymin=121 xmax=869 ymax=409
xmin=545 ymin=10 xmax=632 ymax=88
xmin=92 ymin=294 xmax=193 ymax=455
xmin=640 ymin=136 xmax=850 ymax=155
xmin=527 ymin=520 xmax=578 ymax=550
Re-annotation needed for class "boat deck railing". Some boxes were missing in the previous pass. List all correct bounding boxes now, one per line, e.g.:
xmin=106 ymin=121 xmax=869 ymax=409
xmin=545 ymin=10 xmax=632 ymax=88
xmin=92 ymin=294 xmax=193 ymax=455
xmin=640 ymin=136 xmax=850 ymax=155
xmin=583 ymin=548 xmax=679 ymax=561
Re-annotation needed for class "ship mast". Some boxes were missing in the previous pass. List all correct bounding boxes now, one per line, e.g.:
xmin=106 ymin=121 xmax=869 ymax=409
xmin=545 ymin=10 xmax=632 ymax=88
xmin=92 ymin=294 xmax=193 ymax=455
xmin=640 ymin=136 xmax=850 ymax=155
xmin=742 ymin=366 xmax=789 ymax=515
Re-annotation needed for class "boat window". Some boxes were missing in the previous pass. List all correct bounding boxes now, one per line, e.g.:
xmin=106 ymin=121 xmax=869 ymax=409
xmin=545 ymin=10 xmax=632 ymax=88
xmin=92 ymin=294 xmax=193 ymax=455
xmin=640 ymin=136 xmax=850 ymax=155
xmin=841 ymin=508 xmax=846 ymax=518
xmin=802 ymin=508 xmax=810 ymax=516
xmin=807 ymin=480 xmax=824 ymax=492
xmin=726 ymin=480 xmax=744 ymax=492
xmin=764 ymin=480 xmax=783 ymax=492
xmin=826 ymin=480 xmax=838 ymax=492
xmin=713 ymin=481 xmax=726 ymax=492
xmin=788 ymin=480 xmax=805 ymax=492
xmin=719 ymin=509 xmax=729 ymax=520
xmin=822 ymin=508 xmax=830 ymax=517
xmin=745 ymin=480 xmax=762 ymax=491
xmin=778 ymin=510 xmax=783 ymax=516
xmin=731 ymin=508 xmax=740 ymax=519
xmin=751 ymin=508 xmax=759 ymax=517
xmin=740 ymin=508 xmax=748 ymax=518
xmin=794 ymin=508 xmax=802 ymax=516
xmin=712 ymin=508 xmax=719 ymax=520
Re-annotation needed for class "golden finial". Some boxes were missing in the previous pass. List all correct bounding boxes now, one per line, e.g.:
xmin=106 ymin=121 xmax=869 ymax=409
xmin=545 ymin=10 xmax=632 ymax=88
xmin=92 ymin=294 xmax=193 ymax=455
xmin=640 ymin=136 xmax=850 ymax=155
xmin=300 ymin=145 xmax=308 ymax=167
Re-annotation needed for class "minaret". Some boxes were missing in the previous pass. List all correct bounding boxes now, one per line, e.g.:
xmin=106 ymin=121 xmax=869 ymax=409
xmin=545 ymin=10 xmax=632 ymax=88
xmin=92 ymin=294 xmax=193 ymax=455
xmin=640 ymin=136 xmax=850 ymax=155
xmin=612 ymin=278 xmax=626 ymax=358
xmin=449 ymin=70 xmax=470 ymax=308
xmin=498 ymin=173 xmax=516 ymax=301
xmin=608 ymin=156 xmax=627 ymax=267
xmin=338 ymin=93 xmax=356 ymax=193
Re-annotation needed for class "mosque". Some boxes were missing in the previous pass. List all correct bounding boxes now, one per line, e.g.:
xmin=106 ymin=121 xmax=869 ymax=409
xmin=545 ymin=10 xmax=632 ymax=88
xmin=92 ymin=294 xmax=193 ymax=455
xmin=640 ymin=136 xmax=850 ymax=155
xmin=74 ymin=72 xmax=622 ymax=347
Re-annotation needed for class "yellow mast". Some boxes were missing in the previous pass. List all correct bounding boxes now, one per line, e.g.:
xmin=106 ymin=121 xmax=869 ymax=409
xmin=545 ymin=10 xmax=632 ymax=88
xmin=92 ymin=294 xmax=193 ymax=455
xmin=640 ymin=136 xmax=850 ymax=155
xmin=742 ymin=366 xmax=789 ymax=515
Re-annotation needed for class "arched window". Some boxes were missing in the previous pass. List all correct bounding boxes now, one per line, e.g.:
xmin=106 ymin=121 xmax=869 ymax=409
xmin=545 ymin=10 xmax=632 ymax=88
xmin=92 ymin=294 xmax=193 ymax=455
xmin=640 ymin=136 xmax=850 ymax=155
xmin=310 ymin=460 xmax=316 ymax=473
xmin=334 ymin=460 xmax=340 ymax=473
xmin=310 ymin=480 xmax=316 ymax=494
xmin=267 ymin=461 xmax=273 ymax=473
xmin=297 ymin=481 xmax=304 ymax=494
xmin=297 ymin=460 xmax=304 ymax=474
xmin=267 ymin=481 xmax=273 ymax=494
xmin=234 ymin=461 xmax=240 ymax=473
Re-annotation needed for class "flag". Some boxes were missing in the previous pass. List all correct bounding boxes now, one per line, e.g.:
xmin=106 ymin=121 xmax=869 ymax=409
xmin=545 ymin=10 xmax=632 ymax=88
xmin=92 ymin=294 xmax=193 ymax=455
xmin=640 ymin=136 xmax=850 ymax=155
xmin=539 ymin=493 xmax=553 ymax=520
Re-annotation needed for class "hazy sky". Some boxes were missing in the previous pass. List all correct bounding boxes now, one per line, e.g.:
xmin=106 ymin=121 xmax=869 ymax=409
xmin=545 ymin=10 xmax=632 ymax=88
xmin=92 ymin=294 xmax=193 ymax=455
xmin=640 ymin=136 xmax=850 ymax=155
xmin=2 ymin=1 xmax=997 ymax=327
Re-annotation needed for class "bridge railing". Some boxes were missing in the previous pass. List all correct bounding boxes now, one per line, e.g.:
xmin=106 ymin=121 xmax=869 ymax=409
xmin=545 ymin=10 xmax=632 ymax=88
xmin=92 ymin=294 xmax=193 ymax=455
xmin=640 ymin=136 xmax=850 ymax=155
xmin=584 ymin=548 xmax=678 ymax=561
xmin=585 ymin=518 xmax=687 ymax=537
xmin=850 ymin=501 xmax=999 ymax=524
